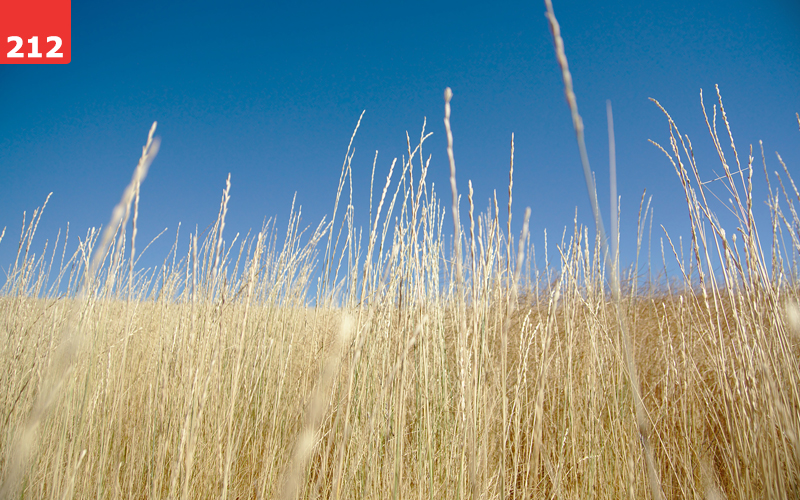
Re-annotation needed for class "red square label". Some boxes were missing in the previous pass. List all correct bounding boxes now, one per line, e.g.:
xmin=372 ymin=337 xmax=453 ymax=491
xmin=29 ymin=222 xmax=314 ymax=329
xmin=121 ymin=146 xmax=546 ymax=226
xmin=1 ymin=0 xmax=71 ymax=64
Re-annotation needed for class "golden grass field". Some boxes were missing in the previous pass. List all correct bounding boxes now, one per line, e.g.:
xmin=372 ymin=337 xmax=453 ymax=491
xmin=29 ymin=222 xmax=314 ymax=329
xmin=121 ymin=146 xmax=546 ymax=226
xmin=1 ymin=5 xmax=799 ymax=499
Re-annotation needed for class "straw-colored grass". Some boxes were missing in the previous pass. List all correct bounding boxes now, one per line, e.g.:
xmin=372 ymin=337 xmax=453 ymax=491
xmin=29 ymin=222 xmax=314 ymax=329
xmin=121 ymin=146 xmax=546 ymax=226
xmin=1 ymin=6 xmax=799 ymax=499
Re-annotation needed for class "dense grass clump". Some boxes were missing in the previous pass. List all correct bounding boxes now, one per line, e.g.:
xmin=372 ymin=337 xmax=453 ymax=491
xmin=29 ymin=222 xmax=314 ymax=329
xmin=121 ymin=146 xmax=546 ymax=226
xmin=1 ymin=9 xmax=799 ymax=499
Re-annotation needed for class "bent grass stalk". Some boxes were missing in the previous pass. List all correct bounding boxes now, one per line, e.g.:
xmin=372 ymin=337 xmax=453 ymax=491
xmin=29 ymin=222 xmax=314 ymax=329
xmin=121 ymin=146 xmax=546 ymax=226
xmin=0 ymin=123 xmax=160 ymax=499
xmin=544 ymin=1 xmax=664 ymax=498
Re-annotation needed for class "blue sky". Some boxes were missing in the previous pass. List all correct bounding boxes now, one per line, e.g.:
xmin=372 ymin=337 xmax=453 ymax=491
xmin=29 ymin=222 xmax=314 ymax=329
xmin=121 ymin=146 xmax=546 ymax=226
xmin=1 ymin=0 xmax=799 ymax=283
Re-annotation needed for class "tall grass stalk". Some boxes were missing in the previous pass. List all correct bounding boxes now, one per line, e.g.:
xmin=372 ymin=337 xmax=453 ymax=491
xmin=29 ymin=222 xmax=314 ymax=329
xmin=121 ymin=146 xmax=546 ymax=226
xmin=544 ymin=1 xmax=663 ymax=497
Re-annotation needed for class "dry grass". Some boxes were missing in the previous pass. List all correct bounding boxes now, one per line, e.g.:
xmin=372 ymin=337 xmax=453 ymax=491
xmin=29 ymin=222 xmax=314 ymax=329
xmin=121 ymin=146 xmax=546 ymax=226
xmin=1 ymin=8 xmax=799 ymax=499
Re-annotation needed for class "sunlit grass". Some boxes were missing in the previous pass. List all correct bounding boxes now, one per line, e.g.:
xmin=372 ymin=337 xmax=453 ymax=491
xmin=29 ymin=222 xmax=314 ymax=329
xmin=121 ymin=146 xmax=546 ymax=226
xmin=1 ymin=10 xmax=799 ymax=499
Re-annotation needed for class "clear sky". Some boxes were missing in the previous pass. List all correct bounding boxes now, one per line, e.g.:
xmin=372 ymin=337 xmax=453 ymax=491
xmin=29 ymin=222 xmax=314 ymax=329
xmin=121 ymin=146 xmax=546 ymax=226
xmin=1 ymin=0 xmax=799 ymax=282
